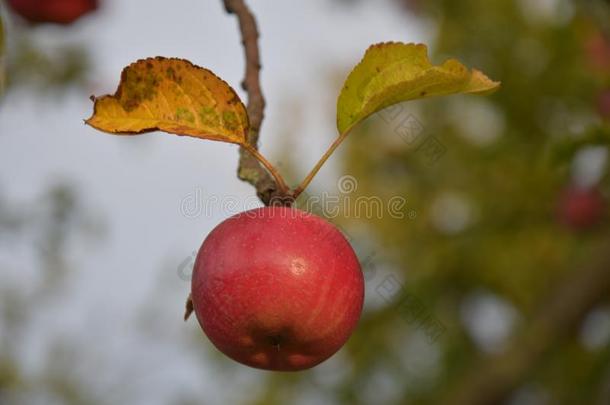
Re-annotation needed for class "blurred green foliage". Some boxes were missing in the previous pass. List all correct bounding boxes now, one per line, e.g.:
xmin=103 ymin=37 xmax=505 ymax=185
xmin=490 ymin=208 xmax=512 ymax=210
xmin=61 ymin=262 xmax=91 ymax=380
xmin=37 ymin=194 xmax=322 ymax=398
xmin=0 ymin=185 xmax=103 ymax=404
xmin=1 ymin=1 xmax=609 ymax=404
xmin=253 ymin=1 xmax=610 ymax=404
xmin=1 ymin=5 xmax=91 ymax=94
xmin=0 ymin=8 xmax=5 ymax=95
xmin=7 ymin=39 xmax=90 ymax=92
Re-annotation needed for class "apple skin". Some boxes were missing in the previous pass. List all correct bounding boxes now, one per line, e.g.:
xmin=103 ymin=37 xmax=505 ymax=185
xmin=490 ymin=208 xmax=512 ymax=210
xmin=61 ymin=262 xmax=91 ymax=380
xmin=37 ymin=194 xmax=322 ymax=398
xmin=191 ymin=206 xmax=364 ymax=371
xmin=7 ymin=0 xmax=98 ymax=25
xmin=557 ymin=186 xmax=605 ymax=230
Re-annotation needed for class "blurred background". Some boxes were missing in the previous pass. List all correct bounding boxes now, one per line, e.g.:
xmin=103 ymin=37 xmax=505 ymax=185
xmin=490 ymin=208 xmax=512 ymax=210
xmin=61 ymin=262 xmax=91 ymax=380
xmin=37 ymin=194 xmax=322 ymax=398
xmin=1 ymin=0 xmax=610 ymax=404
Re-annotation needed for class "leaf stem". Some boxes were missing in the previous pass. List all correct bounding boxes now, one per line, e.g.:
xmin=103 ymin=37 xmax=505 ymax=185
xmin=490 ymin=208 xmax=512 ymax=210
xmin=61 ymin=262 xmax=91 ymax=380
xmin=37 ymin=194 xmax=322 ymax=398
xmin=292 ymin=129 xmax=352 ymax=199
xmin=242 ymin=143 xmax=290 ymax=196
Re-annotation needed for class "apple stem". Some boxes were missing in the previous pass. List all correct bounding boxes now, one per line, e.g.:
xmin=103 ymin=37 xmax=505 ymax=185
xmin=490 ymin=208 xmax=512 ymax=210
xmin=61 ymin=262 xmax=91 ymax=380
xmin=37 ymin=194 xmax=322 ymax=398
xmin=242 ymin=144 xmax=291 ymax=196
xmin=184 ymin=293 xmax=194 ymax=321
xmin=292 ymin=129 xmax=352 ymax=199
xmin=242 ymin=127 xmax=353 ymax=203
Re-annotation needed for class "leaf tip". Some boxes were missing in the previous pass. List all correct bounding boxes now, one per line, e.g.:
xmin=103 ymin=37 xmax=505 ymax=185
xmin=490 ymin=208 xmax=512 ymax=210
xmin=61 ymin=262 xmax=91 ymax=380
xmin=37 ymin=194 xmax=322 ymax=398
xmin=336 ymin=40 xmax=502 ymax=136
xmin=467 ymin=69 xmax=502 ymax=95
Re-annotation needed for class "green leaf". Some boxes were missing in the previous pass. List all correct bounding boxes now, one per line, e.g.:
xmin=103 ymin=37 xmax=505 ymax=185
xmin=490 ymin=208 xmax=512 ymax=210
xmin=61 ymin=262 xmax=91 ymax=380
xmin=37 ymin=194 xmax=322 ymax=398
xmin=336 ymin=42 xmax=500 ymax=134
xmin=86 ymin=58 xmax=249 ymax=145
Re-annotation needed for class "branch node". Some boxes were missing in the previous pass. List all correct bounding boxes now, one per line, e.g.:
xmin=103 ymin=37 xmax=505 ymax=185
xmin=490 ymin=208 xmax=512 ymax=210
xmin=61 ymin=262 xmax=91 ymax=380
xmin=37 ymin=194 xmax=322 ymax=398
xmin=222 ymin=0 xmax=286 ymax=206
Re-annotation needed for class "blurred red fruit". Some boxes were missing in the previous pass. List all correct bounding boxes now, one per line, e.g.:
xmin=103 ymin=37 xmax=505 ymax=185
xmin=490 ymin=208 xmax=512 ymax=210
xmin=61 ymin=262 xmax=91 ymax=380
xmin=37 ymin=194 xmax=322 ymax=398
xmin=7 ymin=0 xmax=98 ymax=25
xmin=584 ymin=32 xmax=610 ymax=72
xmin=597 ymin=89 xmax=610 ymax=120
xmin=557 ymin=186 xmax=606 ymax=230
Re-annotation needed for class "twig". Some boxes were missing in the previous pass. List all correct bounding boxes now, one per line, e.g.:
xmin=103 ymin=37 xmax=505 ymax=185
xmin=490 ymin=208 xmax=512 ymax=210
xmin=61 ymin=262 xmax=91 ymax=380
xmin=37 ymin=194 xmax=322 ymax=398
xmin=184 ymin=293 xmax=193 ymax=321
xmin=223 ymin=0 xmax=286 ymax=205
xmin=292 ymin=129 xmax=352 ymax=199
xmin=185 ymin=0 xmax=286 ymax=322
xmin=243 ymin=143 xmax=290 ymax=195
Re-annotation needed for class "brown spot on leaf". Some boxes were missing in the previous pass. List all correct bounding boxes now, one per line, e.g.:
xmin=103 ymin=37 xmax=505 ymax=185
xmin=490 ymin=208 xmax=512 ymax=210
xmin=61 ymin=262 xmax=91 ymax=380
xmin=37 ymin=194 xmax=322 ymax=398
xmin=85 ymin=57 xmax=249 ymax=144
xmin=119 ymin=67 xmax=160 ymax=112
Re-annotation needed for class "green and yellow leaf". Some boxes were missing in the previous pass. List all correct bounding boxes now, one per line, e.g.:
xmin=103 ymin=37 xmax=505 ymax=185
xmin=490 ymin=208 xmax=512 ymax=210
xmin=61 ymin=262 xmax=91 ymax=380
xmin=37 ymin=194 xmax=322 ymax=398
xmin=337 ymin=42 xmax=500 ymax=134
xmin=86 ymin=57 xmax=249 ymax=144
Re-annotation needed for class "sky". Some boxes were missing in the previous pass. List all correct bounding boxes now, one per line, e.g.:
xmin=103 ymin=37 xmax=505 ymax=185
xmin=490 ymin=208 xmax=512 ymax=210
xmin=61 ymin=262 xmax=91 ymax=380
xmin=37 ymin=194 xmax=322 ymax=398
xmin=0 ymin=1 xmax=427 ymax=403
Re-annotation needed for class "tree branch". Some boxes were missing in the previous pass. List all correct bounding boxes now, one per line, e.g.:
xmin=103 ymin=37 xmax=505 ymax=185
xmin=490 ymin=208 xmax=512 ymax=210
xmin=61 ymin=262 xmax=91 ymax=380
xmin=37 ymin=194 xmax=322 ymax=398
xmin=185 ymin=0 xmax=287 ymax=322
xmin=223 ymin=0 xmax=287 ymax=205
xmin=442 ymin=238 xmax=610 ymax=405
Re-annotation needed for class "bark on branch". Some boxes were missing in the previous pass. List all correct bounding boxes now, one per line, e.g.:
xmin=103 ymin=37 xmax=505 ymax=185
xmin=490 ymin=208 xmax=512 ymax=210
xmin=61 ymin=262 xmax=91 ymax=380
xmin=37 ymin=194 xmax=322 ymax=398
xmin=185 ymin=0 xmax=282 ymax=322
xmin=443 ymin=238 xmax=610 ymax=405
xmin=223 ymin=0 xmax=285 ymax=205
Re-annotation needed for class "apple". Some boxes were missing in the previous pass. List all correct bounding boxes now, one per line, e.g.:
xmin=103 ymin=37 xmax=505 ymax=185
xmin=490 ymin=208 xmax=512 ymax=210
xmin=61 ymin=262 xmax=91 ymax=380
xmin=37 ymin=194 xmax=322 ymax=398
xmin=557 ymin=186 xmax=605 ymax=230
xmin=584 ymin=31 xmax=610 ymax=72
xmin=7 ymin=0 xmax=98 ymax=25
xmin=191 ymin=206 xmax=364 ymax=371
xmin=597 ymin=89 xmax=610 ymax=120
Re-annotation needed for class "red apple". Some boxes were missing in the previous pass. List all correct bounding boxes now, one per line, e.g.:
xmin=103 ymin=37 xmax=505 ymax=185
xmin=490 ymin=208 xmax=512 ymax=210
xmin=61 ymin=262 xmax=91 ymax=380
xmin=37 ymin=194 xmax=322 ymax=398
xmin=7 ymin=0 xmax=98 ymax=25
xmin=597 ymin=89 xmax=610 ymax=120
xmin=191 ymin=206 xmax=364 ymax=371
xmin=584 ymin=31 xmax=610 ymax=72
xmin=557 ymin=186 xmax=605 ymax=230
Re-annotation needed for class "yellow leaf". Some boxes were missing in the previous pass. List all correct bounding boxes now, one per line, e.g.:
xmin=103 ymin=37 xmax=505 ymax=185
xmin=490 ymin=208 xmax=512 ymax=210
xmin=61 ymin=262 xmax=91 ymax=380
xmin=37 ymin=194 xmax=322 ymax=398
xmin=337 ymin=42 xmax=500 ymax=134
xmin=86 ymin=57 xmax=249 ymax=144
